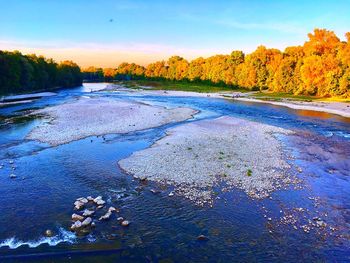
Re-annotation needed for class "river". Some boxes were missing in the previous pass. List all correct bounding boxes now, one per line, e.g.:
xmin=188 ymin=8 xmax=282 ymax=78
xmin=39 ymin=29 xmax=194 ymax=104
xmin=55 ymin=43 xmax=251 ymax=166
xmin=0 ymin=83 xmax=349 ymax=262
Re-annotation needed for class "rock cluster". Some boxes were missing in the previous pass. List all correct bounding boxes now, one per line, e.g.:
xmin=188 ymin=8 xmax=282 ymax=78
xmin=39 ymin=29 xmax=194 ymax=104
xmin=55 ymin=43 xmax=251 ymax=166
xmin=69 ymin=195 xmax=130 ymax=235
xmin=70 ymin=196 xmax=116 ymax=235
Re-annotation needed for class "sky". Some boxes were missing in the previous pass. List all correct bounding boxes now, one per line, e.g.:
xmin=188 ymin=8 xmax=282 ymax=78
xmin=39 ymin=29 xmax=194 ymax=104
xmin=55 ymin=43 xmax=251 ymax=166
xmin=1 ymin=0 xmax=350 ymax=68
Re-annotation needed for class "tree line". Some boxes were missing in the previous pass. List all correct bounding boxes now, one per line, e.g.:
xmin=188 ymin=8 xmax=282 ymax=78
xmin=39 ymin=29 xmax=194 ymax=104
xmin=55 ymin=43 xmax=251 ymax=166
xmin=0 ymin=50 xmax=83 ymax=95
xmin=83 ymin=29 xmax=350 ymax=98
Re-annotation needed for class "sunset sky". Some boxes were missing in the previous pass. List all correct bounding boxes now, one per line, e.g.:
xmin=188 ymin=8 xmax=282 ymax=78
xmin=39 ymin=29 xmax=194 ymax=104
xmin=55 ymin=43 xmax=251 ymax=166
xmin=1 ymin=0 xmax=350 ymax=68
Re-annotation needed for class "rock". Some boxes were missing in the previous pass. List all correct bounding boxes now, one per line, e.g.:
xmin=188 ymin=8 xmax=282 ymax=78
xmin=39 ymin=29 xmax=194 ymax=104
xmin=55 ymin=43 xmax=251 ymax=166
xmin=108 ymin=207 xmax=117 ymax=213
xmin=87 ymin=196 xmax=94 ymax=201
xmin=91 ymin=222 xmax=96 ymax=228
xmin=93 ymin=196 xmax=103 ymax=202
xmin=121 ymin=220 xmax=130 ymax=227
xmin=9 ymin=160 xmax=14 ymax=164
xmin=97 ymin=205 xmax=104 ymax=209
xmin=81 ymin=217 xmax=92 ymax=227
xmin=96 ymin=199 xmax=105 ymax=206
xmin=71 ymin=220 xmax=82 ymax=231
xmin=99 ymin=211 xmax=112 ymax=221
xmin=168 ymin=192 xmax=174 ymax=197
xmin=82 ymin=209 xmax=95 ymax=217
xmin=9 ymin=174 xmax=17 ymax=179
xmin=197 ymin=235 xmax=208 ymax=241
xmin=76 ymin=197 xmax=88 ymax=204
xmin=45 ymin=229 xmax=53 ymax=237
xmin=72 ymin=213 xmax=84 ymax=221
xmin=74 ymin=200 xmax=84 ymax=210
xmin=0 ymin=165 xmax=3 ymax=169
xmin=117 ymin=217 xmax=124 ymax=222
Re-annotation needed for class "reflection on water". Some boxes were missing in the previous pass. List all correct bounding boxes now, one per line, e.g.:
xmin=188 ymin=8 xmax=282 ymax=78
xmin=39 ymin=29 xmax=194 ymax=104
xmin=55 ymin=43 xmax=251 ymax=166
xmin=0 ymin=83 xmax=349 ymax=262
xmin=295 ymin=108 xmax=350 ymax=123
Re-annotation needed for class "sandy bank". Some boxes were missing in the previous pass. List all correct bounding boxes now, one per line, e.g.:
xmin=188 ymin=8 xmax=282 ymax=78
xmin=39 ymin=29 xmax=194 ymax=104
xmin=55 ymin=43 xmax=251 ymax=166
xmin=119 ymin=116 xmax=295 ymax=205
xmin=234 ymin=97 xmax=350 ymax=118
xmin=27 ymin=97 xmax=197 ymax=146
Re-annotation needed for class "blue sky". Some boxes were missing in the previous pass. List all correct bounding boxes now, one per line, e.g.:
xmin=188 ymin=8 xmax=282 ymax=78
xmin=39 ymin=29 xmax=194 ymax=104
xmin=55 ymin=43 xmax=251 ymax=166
xmin=1 ymin=0 xmax=349 ymax=67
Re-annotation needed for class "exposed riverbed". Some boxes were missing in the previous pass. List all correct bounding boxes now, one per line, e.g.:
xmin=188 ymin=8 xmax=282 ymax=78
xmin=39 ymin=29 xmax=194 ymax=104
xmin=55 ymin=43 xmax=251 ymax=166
xmin=0 ymin=83 xmax=349 ymax=262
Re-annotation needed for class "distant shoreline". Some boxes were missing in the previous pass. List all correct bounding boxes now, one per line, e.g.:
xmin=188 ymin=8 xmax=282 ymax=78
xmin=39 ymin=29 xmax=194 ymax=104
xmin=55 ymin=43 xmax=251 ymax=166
xmin=106 ymin=84 xmax=350 ymax=119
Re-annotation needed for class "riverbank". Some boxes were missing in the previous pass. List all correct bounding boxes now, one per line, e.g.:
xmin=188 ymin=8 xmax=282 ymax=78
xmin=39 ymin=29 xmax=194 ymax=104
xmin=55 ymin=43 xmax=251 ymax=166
xmin=119 ymin=116 xmax=295 ymax=206
xmin=233 ymin=97 xmax=350 ymax=119
xmin=105 ymin=83 xmax=350 ymax=119
xmin=27 ymin=97 xmax=197 ymax=146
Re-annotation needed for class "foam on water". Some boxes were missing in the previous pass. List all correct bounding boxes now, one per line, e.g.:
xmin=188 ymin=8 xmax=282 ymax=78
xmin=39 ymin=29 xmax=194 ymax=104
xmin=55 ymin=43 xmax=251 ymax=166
xmin=0 ymin=228 xmax=76 ymax=249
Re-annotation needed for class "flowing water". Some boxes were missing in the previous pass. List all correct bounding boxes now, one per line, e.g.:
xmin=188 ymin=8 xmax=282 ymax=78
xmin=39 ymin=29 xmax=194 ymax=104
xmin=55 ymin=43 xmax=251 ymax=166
xmin=0 ymin=83 xmax=349 ymax=262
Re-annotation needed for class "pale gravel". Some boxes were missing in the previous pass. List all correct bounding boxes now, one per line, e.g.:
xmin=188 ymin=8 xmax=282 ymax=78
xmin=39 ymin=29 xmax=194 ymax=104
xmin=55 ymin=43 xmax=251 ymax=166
xmin=27 ymin=97 xmax=197 ymax=146
xmin=119 ymin=116 xmax=295 ymax=205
